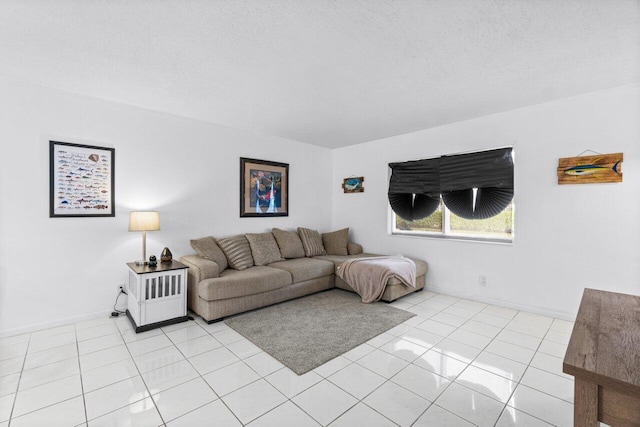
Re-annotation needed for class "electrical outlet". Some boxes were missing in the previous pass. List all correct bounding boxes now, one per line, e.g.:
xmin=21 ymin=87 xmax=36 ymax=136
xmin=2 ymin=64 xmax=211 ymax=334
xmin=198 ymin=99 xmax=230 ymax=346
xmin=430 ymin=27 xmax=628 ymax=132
xmin=479 ymin=275 xmax=487 ymax=287
xmin=116 ymin=283 xmax=126 ymax=294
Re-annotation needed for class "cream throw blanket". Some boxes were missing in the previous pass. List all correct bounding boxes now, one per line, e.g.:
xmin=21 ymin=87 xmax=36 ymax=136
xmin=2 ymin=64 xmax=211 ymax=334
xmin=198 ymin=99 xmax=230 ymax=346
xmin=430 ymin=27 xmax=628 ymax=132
xmin=337 ymin=256 xmax=416 ymax=303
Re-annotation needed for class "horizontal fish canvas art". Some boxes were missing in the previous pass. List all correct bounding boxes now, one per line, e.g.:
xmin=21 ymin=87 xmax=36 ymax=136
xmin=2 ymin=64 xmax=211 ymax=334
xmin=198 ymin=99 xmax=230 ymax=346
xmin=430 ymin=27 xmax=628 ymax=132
xmin=557 ymin=153 xmax=623 ymax=185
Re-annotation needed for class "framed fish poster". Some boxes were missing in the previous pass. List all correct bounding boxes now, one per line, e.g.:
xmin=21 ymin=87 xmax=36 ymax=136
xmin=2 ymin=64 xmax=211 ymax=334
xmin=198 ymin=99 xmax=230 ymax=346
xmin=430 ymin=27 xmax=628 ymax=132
xmin=49 ymin=141 xmax=115 ymax=217
xmin=240 ymin=157 xmax=289 ymax=217
xmin=557 ymin=152 xmax=623 ymax=185
xmin=342 ymin=176 xmax=364 ymax=193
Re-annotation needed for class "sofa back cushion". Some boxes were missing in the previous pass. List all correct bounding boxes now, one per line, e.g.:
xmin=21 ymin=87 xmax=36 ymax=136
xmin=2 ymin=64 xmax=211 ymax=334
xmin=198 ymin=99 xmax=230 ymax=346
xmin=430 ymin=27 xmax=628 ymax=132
xmin=190 ymin=236 xmax=228 ymax=271
xmin=322 ymin=228 xmax=349 ymax=256
xmin=245 ymin=233 xmax=285 ymax=266
xmin=297 ymin=227 xmax=327 ymax=257
xmin=217 ymin=235 xmax=255 ymax=271
xmin=272 ymin=228 xmax=306 ymax=259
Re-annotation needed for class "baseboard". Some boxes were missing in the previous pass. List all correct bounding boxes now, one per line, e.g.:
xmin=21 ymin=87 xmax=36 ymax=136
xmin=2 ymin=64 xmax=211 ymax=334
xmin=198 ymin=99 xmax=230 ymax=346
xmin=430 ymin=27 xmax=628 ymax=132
xmin=0 ymin=309 xmax=114 ymax=339
xmin=0 ymin=288 xmax=575 ymax=338
xmin=425 ymin=285 xmax=576 ymax=321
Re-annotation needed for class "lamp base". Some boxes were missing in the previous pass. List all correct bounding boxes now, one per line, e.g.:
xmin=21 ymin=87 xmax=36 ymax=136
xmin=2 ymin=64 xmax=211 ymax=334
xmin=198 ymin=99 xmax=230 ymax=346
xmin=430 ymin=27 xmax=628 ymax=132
xmin=135 ymin=260 xmax=147 ymax=266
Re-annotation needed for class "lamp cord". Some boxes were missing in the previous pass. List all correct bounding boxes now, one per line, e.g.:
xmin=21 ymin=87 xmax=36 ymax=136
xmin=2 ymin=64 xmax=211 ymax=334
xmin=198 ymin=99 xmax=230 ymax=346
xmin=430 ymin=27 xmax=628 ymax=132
xmin=111 ymin=288 xmax=128 ymax=317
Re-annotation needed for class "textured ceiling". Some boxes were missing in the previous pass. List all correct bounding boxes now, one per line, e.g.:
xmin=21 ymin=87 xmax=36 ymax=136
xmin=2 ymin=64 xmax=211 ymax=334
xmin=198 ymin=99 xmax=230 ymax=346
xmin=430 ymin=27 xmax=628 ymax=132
xmin=0 ymin=1 xmax=638 ymax=148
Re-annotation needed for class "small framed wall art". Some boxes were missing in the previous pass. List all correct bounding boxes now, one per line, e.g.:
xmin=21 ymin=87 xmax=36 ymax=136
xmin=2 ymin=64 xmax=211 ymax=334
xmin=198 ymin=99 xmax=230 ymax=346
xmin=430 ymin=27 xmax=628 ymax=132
xmin=50 ymin=140 xmax=115 ymax=217
xmin=240 ymin=157 xmax=289 ymax=217
xmin=342 ymin=176 xmax=364 ymax=193
xmin=557 ymin=152 xmax=623 ymax=185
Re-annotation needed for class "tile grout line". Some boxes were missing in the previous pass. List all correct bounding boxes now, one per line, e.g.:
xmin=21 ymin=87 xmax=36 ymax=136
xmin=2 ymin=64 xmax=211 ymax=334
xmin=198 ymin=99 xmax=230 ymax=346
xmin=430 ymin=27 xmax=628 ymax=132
xmin=403 ymin=294 xmax=566 ymax=426
xmin=75 ymin=321 xmax=89 ymax=426
xmin=386 ymin=292 xmax=454 ymax=425
xmin=200 ymin=322 xmax=262 ymax=426
xmin=453 ymin=301 xmax=561 ymax=426
xmin=189 ymin=303 xmax=545 ymax=426
xmin=7 ymin=328 xmax=88 ymax=424
xmin=120 ymin=317 xmax=184 ymax=426
xmin=409 ymin=299 xmax=503 ymax=425
xmin=216 ymin=319 xmax=367 ymax=426
xmin=157 ymin=318 xmax=246 ymax=426
xmin=5 ymin=331 xmax=31 ymax=425
xmin=468 ymin=306 xmax=564 ymax=426
xmin=449 ymin=307 xmax=522 ymax=427
xmin=78 ymin=316 xmax=163 ymax=425
xmin=335 ymin=292 xmax=443 ymax=426
xmin=214 ymin=323 xmax=327 ymax=426
xmin=4 ymin=292 xmax=575 ymax=427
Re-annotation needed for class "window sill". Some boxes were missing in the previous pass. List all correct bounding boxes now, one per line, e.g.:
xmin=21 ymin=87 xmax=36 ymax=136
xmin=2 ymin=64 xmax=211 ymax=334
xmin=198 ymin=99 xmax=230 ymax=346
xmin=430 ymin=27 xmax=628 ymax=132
xmin=391 ymin=230 xmax=513 ymax=245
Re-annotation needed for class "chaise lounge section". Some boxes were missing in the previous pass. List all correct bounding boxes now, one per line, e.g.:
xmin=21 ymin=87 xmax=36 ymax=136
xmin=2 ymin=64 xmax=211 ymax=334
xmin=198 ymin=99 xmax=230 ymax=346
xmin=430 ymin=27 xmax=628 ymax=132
xmin=180 ymin=227 xmax=427 ymax=322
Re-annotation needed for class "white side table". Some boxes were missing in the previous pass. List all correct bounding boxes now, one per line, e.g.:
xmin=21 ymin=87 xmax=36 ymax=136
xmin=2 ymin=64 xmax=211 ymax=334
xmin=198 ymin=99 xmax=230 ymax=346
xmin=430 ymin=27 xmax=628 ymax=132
xmin=126 ymin=260 xmax=189 ymax=332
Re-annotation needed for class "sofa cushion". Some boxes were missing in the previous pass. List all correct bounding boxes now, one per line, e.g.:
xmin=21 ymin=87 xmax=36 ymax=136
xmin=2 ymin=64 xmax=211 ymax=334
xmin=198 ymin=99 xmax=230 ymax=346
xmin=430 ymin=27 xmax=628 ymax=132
xmin=180 ymin=255 xmax=220 ymax=281
xmin=245 ymin=233 xmax=285 ymax=266
xmin=272 ymin=228 xmax=306 ymax=259
xmin=385 ymin=258 xmax=428 ymax=285
xmin=347 ymin=242 xmax=363 ymax=255
xmin=199 ymin=266 xmax=292 ymax=301
xmin=190 ymin=236 xmax=228 ymax=271
xmin=297 ymin=227 xmax=327 ymax=257
xmin=322 ymin=228 xmax=349 ymax=256
xmin=316 ymin=255 xmax=428 ymax=285
xmin=217 ymin=235 xmax=254 ymax=271
xmin=268 ymin=258 xmax=335 ymax=283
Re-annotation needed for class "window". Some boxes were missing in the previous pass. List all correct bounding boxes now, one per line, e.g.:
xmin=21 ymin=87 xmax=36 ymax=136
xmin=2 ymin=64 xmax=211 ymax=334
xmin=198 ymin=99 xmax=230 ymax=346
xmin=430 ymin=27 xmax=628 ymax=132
xmin=388 ymin=148 xmax=514 ymax=242
xmin=392 ymin=198 xmax=514 ymax=241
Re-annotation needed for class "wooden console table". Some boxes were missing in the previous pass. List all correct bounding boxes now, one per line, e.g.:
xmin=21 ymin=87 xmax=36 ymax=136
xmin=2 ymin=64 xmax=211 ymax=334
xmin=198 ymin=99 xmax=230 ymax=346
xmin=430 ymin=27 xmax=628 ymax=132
xmin=563 ymin=288 xmax=640 ymax=427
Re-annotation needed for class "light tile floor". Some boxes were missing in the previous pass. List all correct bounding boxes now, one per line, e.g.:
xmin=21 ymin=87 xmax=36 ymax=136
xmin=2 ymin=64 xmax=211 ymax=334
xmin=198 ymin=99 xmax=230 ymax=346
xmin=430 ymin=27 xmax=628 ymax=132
xmin=0 ymin=290 xmax=609 ymax=426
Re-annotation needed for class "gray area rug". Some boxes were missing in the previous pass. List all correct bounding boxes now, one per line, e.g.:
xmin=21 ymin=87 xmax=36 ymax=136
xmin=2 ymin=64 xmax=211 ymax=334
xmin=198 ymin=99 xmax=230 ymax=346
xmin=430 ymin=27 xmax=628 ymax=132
xmin=224 ymin=289 xmax=415 ymax=375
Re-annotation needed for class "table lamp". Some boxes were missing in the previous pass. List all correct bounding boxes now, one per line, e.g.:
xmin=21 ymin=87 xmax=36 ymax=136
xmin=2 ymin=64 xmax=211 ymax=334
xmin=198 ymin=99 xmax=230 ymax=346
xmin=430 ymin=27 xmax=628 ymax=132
xmin=129 ymin=211 xmax=160 ymax=265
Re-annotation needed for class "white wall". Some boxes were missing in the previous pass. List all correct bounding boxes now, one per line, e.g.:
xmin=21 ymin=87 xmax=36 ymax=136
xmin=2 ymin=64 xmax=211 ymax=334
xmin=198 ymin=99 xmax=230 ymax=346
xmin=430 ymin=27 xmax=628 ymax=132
xmin=0 ymin=77 xmax=332 ymax=336
xmin=332 ymin=84 xmax=640 ymax=320
xmin=2 ymin=78 xmax=638 ymax=335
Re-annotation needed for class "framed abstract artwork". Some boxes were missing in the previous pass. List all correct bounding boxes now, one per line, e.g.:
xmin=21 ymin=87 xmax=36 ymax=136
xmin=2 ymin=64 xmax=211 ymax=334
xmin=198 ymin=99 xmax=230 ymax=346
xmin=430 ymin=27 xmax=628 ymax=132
xmin=240 ymin=157 xmax=289 ymax=217
xmin=49 ymin=140 xmax=115 ymax=217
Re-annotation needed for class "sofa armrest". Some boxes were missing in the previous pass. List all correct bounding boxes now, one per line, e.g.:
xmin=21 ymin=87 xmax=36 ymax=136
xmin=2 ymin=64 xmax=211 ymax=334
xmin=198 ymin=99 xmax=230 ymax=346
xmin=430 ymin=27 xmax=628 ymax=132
xmin=347 ymin=243 xmax=363 ymax=255
xmin=180 ymin=255 xmax=220 ymax=284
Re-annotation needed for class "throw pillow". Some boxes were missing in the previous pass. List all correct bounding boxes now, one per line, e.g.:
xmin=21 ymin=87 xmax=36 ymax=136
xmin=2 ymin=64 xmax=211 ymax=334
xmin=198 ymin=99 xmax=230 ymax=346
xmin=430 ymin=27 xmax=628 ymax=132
xmin=322 ymin=228 xmax=349 ymax=256
xmin=216 ymin=235 xmax=254 ymax=271
xmin=297 ymin=227 xmax=327 ymax=257
xmin=347 ymin=242 xmax=363 ymax=255
xmin=190 ymin=236 xmax=228 ymax=271
xmin=272 ymin=228 xmax=305 ymax=259
xmin=245 ymin=233 xmax=285 ymax=266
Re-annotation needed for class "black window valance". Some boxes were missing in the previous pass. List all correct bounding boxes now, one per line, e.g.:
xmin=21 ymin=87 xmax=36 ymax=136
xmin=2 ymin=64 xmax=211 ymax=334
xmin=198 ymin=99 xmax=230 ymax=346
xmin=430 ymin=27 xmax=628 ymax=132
xmin=439 ymin=148 xmax=513 ymax=192
xmin=388 ymin=158 xmax=440 ymax=221
xmin=388 ymin=157 xmax=440 ymax=196
xmin=389 ymin=147 xmax=513 ymax=221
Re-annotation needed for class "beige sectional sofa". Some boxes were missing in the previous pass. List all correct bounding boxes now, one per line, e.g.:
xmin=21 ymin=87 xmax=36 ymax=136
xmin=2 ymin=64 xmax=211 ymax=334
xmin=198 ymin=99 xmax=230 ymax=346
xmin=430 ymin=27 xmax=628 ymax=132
xmin=180 ymin=227 xmax=427 ymax=323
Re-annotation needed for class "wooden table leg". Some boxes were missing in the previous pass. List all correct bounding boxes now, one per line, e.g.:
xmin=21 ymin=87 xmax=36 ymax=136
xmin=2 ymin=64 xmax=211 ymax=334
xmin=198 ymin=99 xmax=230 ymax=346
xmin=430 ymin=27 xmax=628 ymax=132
xmin=574 ymin=377 xmax=598 ymax=427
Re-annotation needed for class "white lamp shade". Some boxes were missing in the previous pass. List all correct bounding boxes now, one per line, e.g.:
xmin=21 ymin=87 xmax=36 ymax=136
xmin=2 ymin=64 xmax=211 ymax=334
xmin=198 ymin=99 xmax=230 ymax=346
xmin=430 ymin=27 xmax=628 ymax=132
xmin=128 ymin=211 xmax=160 ymax=231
